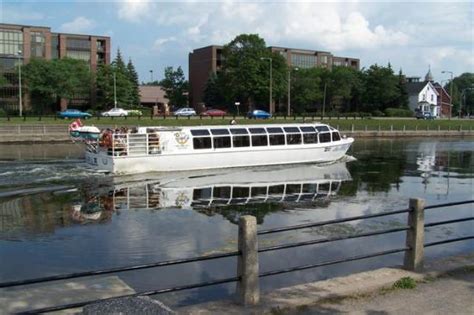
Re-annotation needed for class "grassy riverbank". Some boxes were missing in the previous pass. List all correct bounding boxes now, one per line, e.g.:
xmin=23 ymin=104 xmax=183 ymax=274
xmin=1 ymin=116 xmax=473 ymax=131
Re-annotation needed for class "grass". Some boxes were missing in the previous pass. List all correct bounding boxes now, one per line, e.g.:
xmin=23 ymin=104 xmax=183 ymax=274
xmin=392 ymin=277 xmax=417 ymax=289
xmin=0 ymin=115 xmax=473 ymax=131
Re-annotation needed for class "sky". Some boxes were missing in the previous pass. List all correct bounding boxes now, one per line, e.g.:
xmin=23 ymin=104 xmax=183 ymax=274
xmin=1 ymin=0 xmax=473 ymax=83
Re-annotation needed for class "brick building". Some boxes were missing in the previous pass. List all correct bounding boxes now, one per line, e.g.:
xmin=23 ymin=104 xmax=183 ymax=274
xmin=188 ymin=45 xmax=360 ymax=110
xmin=0 ymin=23 xmax=110 ymax=114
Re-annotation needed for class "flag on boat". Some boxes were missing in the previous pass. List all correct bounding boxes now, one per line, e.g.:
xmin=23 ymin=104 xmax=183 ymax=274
xmin=68 ymin=119 xmax=83 ymax=131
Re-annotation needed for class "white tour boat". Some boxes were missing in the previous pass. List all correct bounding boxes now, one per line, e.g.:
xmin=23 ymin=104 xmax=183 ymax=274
xmin=84 ymin=123 xmax=354 ymax=174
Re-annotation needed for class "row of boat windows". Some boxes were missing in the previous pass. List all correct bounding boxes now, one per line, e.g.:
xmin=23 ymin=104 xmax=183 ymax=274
xmin=190 ymin=125 xmax=330 ymax=137
xmin=193 ymin=131 xmax=341 ymax=150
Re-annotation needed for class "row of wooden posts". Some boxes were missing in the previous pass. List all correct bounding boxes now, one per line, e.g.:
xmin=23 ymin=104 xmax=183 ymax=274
xmin=236 ymin=198 xmax=426 ymax=305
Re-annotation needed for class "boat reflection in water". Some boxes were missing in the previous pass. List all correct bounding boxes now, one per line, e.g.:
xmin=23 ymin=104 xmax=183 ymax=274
xmin=75 ymin=161 xmax=353 ymax=223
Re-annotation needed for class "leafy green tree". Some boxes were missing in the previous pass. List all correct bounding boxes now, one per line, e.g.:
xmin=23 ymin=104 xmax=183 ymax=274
xmin=329 ymin=66 xmax=363 ymax=112
xmin=22 ymin=58 xmax=92 ymax=113
xmin=291 ymin=67 xmax=324 ymax=113
xmin=160 ymin=66 xmax=188 ymax=107
xmin=95 ymin=62 xmax=115 ymax=110
xmin=221 ymin=34 xmax=287 ymax=111
xmin=111 ymin=49 xmax=133 ymax=108
xmin=126 ymin=59 xmax=141 ymax=106
xmin=450 ymin=72 xmax=474 ymax=115
xmin=362 ymin=64 xmax=400 ymax=112
xmin=203 ymin=72 xmax=227 ymax=108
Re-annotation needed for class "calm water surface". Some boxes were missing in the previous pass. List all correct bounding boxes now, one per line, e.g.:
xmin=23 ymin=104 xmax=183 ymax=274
xmin=0 ymin=138 xmax=472 ymax=306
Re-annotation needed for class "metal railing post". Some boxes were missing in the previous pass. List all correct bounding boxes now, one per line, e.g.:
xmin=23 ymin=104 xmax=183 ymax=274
xmin=236 ymin=215 xmax=260 ymax=305
xmin=404 ymin=198 xmax=425 ymax=272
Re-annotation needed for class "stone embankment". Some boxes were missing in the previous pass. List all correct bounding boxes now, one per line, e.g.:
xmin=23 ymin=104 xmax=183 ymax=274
xmin=0 ymin=125 xmax=473 ymax=143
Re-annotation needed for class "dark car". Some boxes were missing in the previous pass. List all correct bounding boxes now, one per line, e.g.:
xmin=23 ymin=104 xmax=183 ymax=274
xmin=202 ymin=109 xmax=227 ymax=117
xmin=58 ymin=109 xmax=92 ymax=119
xmin=247 ymin=109 xmax=272 ymax=119
xmin=415 ymin=111 xmax=435 ymax=120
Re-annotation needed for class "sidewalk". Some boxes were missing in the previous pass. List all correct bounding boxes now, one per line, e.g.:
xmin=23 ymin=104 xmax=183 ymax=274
xmin=180 ymin=252 xmax=474 ymax=315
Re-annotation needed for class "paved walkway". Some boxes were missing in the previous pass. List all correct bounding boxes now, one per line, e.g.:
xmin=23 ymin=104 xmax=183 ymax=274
xmin=290 ymin=267 xmax=474 ymax=315
xmin=180 ymin=253 xmax=474 ymax=315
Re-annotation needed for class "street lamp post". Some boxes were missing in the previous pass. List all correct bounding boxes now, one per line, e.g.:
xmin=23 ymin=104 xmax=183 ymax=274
xmin=287 ymin=67 xmax=298 ymax=116
xmin=261 ymin=57 xmax=272 ymax=113
xmin=150 ymin=70 xmax=154 ymax=83
xmin=441 ymin=70 xmax=454 ymax=117
xmin=17 ymin=50 xmax=23 ymax=117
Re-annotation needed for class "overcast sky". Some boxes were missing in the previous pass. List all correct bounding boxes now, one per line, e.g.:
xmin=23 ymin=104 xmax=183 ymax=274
xmin=1 ymin=0 xmax=473 ymax=83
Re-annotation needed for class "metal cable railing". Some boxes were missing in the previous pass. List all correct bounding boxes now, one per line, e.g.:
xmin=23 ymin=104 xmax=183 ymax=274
xmin=0 ymin=250 xmax=239 ymax=289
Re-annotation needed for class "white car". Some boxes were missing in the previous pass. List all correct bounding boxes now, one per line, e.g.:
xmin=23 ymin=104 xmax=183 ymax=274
xmin=173 ymin=108 xmax=196 ymax=116
xmin=102 ymin=108 xmax=129 ymax=117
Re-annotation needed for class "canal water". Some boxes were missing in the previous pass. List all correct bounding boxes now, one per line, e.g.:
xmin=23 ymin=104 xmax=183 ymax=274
xmin=0 ymin=138 xmax=472 ymax=307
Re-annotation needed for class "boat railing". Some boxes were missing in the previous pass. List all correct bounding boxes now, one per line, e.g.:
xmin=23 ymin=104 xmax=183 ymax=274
xmin=102 ymin=133 xmax=161 ymax=157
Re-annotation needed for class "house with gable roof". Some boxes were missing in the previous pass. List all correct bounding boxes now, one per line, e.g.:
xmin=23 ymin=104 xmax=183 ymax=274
xmin=404 ymin=68 xmax=440 ymax=117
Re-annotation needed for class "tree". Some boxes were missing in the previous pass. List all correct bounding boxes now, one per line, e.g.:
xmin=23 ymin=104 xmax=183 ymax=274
xmin=111 ymin=49 xmax=133 ymax=108
xmin=451 ymin=72 xmax=474 ymax=115
xmin=126 ymin=59 xmax=141 ymax=106
xmin=160 ymin=66 xmax=188 ymax=107
xmin=362 ymin=64 xmax=400 ymax=112
xmin=220 ymin=34 xmax=287 ymax=111
xmin=291 ymin=67 xmax=324 ymax=113
xmin=95 ymin=62 xmax=115 ymax=110
xmin=22 ymin=58 xmax=92 ymax=113
xmin=203 ymin=72 xmax=227 ymax=108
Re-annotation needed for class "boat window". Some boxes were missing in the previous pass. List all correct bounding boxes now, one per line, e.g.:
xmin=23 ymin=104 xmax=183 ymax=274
xmin=232 ymin=186 xmax=250 ymax=198
xmin=251 ymin=135 xmax=268 ymax=146
xmin=230 ymin=128 xmax=248 ymax=135
xmin=283 ymin=127 xmax=299 ymax=133
xmin=319 ymin=132 xmax=331 ymax=143
xmin=268 ymin=184 xmax=284 ymax=200
xmin=302 ymin=183 xmax=317 ymax=194
xmin=286 ymin=133 xmax=302 ymax=145
xmin=191 ymin=129 xmax=210 ymax=136
xmin=266 ymin=127 xmax=283 ymax=134
xmin=332 ymin=132 xmax=341 ymax=141
xmin=193 ymin=137 xmax=212 ymax=149
xmin=213 ymin=186 xmax=231 ymax=199
xmin=233 ymin=135 xmax=250 ymax=147
xmin=213 ymin=136 xmax=231 ymax=149
xmin=315 ymin=126 xmax=329 ymax=132
xmin=250 ymin=186 xmax=267 ymax=198
xmin=300 ymin=126 xmax=315 ymax=132
xmin=303 ymin=133 xmax=318 ymax=144
xmin=211 ymin=129 xmax=230 ymax=135
xmin=249 ymin=127 xmax=266 ymax=134
xmin=284 ymin=184 xmax=301 ymax=201
xmin=269 ymin=134 xmax=285 ymax=145
xmin=193 ymin=187 xmax=212 ymax=200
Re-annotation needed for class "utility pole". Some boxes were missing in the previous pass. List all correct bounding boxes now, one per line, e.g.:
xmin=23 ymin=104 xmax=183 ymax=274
xmin=17 ymin=50 xmax=23 ymax=117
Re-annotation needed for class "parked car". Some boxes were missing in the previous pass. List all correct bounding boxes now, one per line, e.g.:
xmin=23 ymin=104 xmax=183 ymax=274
xmin=173 ymin=107 xmax=196 ymax=116
xmin=202 ymin=109 xmax=227 ymax=117
xmin=58 ymin=109 xmax=92 ymax=119
xmin=247 ymin=109 xmax=272 ymax=119
xmin=415 ymin=111 xmax=435 ymax=120
xmin=101 ymin=108 xmax=129 ymax=117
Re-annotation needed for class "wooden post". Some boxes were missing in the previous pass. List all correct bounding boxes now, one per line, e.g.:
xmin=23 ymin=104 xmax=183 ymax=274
xmin=404 ymin=198 xmax=425 ymax=272
xmin=236 ymin=215 xmax=259 ymax=305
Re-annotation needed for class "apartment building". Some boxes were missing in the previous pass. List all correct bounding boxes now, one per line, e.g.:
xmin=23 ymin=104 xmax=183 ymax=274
xmin=0 ymin=23 xmax=110 ymax=113
xmin=188 ymin=45 xmax=360 ymax=109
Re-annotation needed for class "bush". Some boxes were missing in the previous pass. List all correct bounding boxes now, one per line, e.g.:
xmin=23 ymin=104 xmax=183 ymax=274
xmin=127 ymin=109 xmax=143 ymax=116
xmin=372 ymin=110 xmax=384 ymax=117
xmin=384 ymin=108 xmax=413 ymax=117
xmin=0 ymin=108 xmax=6 ymax=117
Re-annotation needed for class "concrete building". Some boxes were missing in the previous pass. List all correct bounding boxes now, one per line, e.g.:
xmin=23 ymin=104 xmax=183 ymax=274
xmin=0 ymin=23 xmax=110 ymax=114
xmin=188 ymin=45 xmax=360 ymax=109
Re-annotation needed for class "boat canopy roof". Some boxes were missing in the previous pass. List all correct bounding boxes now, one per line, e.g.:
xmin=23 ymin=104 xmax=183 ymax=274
xmin=138 ymin=123 xmax=336 ymax=134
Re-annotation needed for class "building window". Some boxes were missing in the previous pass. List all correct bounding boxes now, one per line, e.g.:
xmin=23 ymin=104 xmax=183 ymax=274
xmin=66 ymin=38 xmax=91 ymax=50
xmin=290 ymin=53 xmax=317 ymax=69
xmin=51 ymin=35 xmax=59 ymax=59
xmin=66 ymin=50 xmax=90 ymax=62
xmin=0 ymin=30 xmax=23 ymax=55
xmin=30 ymin=32 xmax=45 ymax=58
